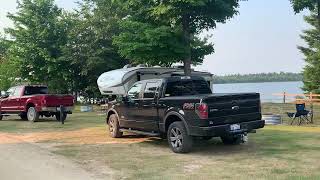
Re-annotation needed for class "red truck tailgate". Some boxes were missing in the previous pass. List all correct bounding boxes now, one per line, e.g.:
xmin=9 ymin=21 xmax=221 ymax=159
xmin=44 ymin=95 xmax=74 ymax=107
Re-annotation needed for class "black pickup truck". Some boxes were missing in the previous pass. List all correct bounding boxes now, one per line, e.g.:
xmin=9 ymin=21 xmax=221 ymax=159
xmin=106 ymin=76 xmax=265 ymax=153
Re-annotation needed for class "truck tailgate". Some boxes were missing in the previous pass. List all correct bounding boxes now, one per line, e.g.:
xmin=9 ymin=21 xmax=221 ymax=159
xmin=204 ymin=93 xmax=261 ymax=125
xmin=44 ymin=95 xmax=74 ymax=107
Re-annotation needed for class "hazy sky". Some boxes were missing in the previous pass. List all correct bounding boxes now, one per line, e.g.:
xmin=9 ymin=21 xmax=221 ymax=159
xmin=0 ymin=0 xmax=308 ymax=75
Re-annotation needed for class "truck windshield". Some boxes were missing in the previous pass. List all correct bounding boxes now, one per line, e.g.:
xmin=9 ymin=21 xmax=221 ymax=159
xmin=24 ymin=87 xmax=48 ymax=95
xmin=165 ymin=80 xmax=212 ymax=97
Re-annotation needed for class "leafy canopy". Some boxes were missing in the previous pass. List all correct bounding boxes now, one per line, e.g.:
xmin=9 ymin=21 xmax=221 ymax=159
xmin=113 ymin=0 xmax=240 ymax=73
xmin=5 ymin=0 xmax=71 ymax=92
xmin=290 ymin=0 xmax=318 ymax=13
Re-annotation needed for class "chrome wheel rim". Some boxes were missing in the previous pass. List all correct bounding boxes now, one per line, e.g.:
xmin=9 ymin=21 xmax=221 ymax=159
xmin=109 ymin=118 xmax=115 ymax=134
xmin=27 ymin=108 xmax=35 ymax=121
xmin=170 ymin=127 xmax=183 ymax=148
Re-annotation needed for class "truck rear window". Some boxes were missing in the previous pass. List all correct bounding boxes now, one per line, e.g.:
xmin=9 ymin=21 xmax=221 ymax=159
xmin=165 ymin=80 xmax=212 ymax=97
xmin=24 ymin=87 xmax=48 ymax=95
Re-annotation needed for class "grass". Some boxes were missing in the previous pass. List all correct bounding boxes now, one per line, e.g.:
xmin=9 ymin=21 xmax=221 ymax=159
xmin=51 ymin=128 xmax=320 ymax=180
xmin=0 ymin=108 xmax=105 ymax=133
xmin=1 ymin=104 xmax=320 ymax=179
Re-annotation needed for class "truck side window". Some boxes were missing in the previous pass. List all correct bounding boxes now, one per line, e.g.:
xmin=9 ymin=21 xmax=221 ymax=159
xmin=143 ymin=82 xmax=159 ymax=99
xmin=12 ymin=87 xmax=23 ymax=97
xmin=128 ymin=83 xmax=142 ymax=99
xmin=7 ymin=87 xmax=16 ymax=97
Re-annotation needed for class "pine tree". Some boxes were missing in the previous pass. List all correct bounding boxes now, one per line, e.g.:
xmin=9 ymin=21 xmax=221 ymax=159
xmin=299 ymin=13 xmax=320 ymax=93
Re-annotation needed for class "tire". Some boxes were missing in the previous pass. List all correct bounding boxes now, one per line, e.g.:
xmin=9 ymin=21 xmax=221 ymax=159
xmin=0 ymin=115 xmax=3 ymax=121
xmin=27 ymin=107 xmax=39 ymax=122
xmin=167 ymin=121 xmax=193 ymax=153
xmin=19 ymin=113 xmax=28 ymax=120
xmin=221 ymin=135 xmax=242 ymax=145
xmin=108 ymin=114 xmax=123 ymax=138
xmin=55 ymin=113 xmax=67 ymax=122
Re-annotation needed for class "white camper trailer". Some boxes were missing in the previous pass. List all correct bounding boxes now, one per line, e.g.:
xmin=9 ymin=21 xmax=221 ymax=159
xmin=97 ymin=65 xmax=213 ymax=95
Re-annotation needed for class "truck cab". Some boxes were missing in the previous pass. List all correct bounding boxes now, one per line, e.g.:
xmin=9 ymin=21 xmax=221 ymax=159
xmin=106 ymin=76 xmax=265 ymax=153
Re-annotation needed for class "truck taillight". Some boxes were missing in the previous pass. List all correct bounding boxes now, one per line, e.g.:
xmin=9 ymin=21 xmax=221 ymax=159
xmin=195 ymin=103 xmax=208 ymax=119
xmin=42 ymin=99 xmax=47 ymax=105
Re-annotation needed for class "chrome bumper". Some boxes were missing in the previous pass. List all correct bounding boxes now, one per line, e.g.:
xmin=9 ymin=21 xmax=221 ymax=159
xmin=41 ymin=106 xmax=74 ymax=112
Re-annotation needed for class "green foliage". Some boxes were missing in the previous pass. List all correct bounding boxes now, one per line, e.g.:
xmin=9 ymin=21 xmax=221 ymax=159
xmin=113 ymin=0 xmax=239 ymax=74
xmin=5 ymin=0 xmax=71 ymax=93
xmin=0 ymin=35 xmax=18 ymax=90
xmin=0 ymin=0 xmax=241 ymax=97
xmin=298 ymin=13 xmax=320 ymax=93
xmin=213 ymin=72 xmax=303 ymax=84
xmin=290 ymin=0 xmax=318 ymax=13
xmin=60 ymin=0 xmax=128 ymax=97
xmin=2 ymin=0 xmax=127 ymax=97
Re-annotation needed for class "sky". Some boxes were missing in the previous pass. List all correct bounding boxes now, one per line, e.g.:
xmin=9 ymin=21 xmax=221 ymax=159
xmin=0 ymin=0 xmax=308 ymax=75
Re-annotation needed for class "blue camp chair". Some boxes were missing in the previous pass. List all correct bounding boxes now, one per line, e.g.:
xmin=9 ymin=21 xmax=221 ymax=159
xmin=287 ymin=103 xmax=312 ymax=125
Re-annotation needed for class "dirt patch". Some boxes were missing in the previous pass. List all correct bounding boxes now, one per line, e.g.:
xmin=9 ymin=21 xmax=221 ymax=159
xmin=0 ymin=127 xmax=150 ymax=145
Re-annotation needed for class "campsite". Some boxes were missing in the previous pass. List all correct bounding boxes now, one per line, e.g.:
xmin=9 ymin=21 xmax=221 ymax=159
xmin=2 ymin=0 xmax=320 ymax=180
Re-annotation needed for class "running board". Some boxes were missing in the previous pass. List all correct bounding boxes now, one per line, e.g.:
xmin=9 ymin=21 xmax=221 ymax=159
xmin=120 ymin=128 xmax=160 ymax=137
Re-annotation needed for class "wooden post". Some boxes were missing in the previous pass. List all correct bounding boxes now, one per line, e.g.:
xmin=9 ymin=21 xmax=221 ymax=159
xmin=310 ymin=92 xmax=314 ymax=124
xmin=283 ymin=92 xmax=286 ymax=104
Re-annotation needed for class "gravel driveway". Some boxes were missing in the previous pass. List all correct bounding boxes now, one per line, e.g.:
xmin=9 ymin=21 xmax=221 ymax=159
xmin=0 ymin=135 xmax=104 ymax=180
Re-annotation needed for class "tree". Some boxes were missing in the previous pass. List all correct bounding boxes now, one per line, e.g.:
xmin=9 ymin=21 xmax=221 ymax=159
xmin=114 ymin=0 xmax=240 ymax=75
xmin=0 ymin=36 xmax=16 ymax=90
xmin=298 ymin=13 xmax=320 ymax=93
xmin=60 ymin=0 xmax=128 ymax=98
xmin=290 ymin=0 xmax=320 ymax=26
xmin=5 ymin=0 xmax=71 ymax=93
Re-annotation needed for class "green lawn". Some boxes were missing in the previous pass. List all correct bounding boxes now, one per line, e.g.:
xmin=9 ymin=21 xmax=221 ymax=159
xmin=1 ymin=105 xmax=320 ymax=179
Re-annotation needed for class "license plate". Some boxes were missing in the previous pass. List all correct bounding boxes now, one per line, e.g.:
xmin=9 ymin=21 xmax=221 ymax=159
xmin=230 ymin=124 xmax=241 ymax=131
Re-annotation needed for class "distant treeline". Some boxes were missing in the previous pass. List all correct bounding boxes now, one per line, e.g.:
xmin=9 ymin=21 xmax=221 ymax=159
xmin=213 ymin=72 xmax=303 ymax=84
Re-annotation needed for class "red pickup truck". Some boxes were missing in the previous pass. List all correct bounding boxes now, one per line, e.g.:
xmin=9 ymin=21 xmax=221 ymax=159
xmin=0 ymin=85 xmax=74 ymax=122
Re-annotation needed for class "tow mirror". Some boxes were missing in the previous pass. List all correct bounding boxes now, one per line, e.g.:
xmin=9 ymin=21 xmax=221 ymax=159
xmin=122 ymin=95 xmax=128 ymax=102
xmin=0 ymin=91 xmax=8 ymax=98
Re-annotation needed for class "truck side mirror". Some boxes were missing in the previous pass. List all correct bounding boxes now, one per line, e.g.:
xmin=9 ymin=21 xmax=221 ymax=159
xmin=155 ymin=91 xmax=160 ymax=98
xmin=0 ymin=91 xmax=8 ymax=98
xmin=122 ymin=95 xmax=128 ymax=102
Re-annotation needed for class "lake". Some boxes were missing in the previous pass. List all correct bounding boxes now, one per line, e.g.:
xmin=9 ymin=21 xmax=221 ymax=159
xmin=213 ymin=81 xmax=303 ymax=102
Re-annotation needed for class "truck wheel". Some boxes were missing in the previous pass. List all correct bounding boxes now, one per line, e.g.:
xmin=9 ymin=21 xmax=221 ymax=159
xmin=27 ymin=107 xmax=39 ymax=122
xmin=19 ymin=113 xmax=28 ymax=120
xmin=55 ymin=113 xmax=67 ymax=122
xmin=108 ymin=114 xmax=123 ymax=138
xmin=167 ymin=122 xmax=193 ymax=153
xmin=221 ymin=135 xmax=242 ymax=145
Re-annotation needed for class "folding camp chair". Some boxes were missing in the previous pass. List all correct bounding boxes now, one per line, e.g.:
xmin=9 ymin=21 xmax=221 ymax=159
xmin=287 ymin=103 xmax=312 ymax=125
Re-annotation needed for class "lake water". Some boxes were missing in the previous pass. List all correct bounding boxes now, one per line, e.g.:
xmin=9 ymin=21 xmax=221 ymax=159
xmin=213 ymin=81 xmax=303 ymax=102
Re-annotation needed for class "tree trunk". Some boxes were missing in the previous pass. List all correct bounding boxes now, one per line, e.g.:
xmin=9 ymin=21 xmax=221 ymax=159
xmin=182 ymin=15 xmax=192 ymax=76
